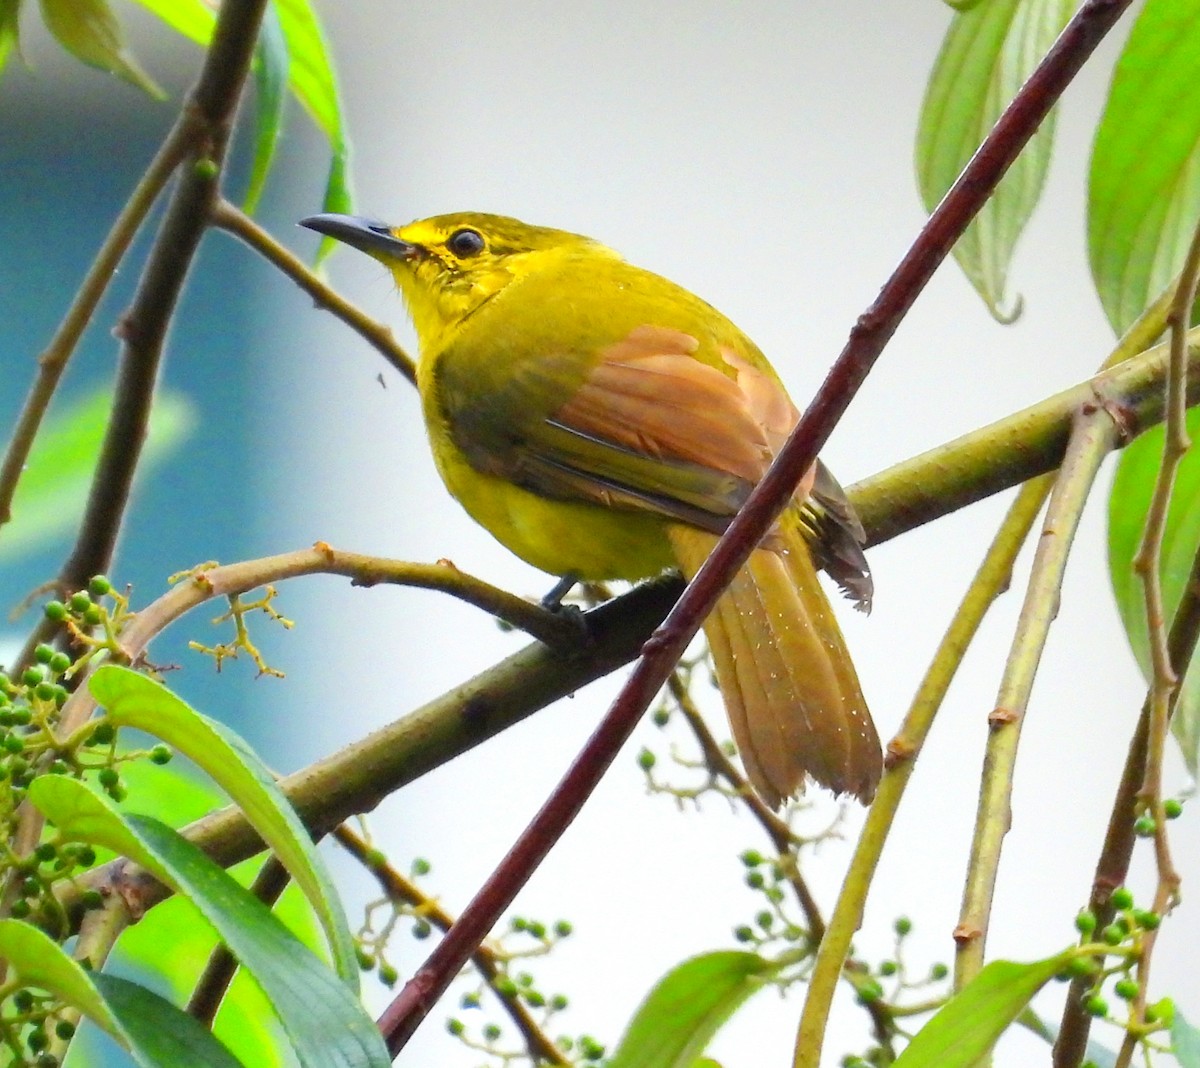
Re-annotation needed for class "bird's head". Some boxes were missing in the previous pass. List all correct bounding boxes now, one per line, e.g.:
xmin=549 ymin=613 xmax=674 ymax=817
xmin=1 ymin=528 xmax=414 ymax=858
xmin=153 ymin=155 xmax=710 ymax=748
xmin=300 ymin=211 xmax=605 ymax=349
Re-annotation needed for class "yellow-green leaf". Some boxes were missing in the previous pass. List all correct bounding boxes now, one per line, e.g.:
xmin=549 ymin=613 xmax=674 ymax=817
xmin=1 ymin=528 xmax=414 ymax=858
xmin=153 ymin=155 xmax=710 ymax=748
xmin=892 ymin=952 xmax=1073 ymax=1067
xmin=1088 ymin=0 xmax=1200 ymax=334
xmin=0 ymin=0 xmax=20 ymax=74
xmin=916 ymin=0 xmax=1072 ymax=319
xmin=128 ymin=0 xmax=216 ymax=47
xmin=38 ymin=0 xmax=163 ymax=97
xmin=88 ymin=665 xmax=359 ymax=989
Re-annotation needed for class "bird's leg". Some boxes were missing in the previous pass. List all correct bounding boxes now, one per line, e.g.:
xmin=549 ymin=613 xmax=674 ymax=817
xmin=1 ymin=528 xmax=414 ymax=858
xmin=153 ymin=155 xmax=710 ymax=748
xmin=540 ymin=573 xmax=579 ymax=611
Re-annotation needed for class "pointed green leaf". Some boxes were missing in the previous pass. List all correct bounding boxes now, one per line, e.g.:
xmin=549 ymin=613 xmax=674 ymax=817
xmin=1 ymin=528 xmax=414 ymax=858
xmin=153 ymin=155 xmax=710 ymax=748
xmin=1089 ymin=0 xmax=1200 ymax=334
xmin=128 ymin=0 xmax=216 ymax=47
xmin=607 ymin=951 xmax=779 ymax=1068
xmin=916 ymin=0 xmax=1072 ymax=318
xmin=0 ymin=389 xmax=196 ymax=563
xmin=1108 ymin=407 xmax=1200 ymax=776
xmin=0 ymin=920 xmax=243 ymax=1067
xmin=28 ymin=777 xmax=390 ymax=1068
xmin=1173 ymin=1007 xmax=1200 ymax=1068
xmin=243 ymin=4 xmax=289 ymax=214
xmin=38 ymin=0 xmax=163 ymax=97
xmin=891 ymin=952 xmax=1073 ymax=1067
xmin=88 ymin=665 xmax=359 ymax=988
xmin=271 ymin=0 xmax=354 ymax=250
xmin=0 ymin=0 xmax=20 ymax=74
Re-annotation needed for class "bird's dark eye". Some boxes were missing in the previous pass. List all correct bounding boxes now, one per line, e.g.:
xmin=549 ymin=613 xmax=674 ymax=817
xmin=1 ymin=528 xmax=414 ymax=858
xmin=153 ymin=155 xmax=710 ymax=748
xmin=447 ymin=228 xmax=486 ymax=257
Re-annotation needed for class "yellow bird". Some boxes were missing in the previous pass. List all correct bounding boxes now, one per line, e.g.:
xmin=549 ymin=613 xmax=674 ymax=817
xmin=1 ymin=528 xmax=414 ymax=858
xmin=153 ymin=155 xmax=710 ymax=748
xmin=301 ymin=212 xmax=881 ymax=806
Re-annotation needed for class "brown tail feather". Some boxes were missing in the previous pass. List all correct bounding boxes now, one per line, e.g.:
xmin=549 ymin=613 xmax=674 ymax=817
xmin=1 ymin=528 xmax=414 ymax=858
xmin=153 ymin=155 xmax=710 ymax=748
xmin=667 ymin=520 xmax=881 ymax=806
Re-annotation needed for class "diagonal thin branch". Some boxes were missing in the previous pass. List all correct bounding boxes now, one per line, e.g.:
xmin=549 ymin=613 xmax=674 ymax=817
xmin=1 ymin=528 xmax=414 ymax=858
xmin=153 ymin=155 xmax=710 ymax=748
xmin=376 ymin=1 xmax=1134 ymax=1054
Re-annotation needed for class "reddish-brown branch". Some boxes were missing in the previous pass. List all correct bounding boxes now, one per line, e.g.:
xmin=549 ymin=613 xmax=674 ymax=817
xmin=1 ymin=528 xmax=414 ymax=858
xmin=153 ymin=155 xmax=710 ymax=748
xmin=377 ymin=0 xmax=1134 ymax=1053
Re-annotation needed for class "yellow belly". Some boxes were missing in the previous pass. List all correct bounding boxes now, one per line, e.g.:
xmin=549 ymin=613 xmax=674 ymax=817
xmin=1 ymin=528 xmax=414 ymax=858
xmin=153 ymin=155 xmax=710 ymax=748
xmin=426 ymin=416 xmax=674 ymax=581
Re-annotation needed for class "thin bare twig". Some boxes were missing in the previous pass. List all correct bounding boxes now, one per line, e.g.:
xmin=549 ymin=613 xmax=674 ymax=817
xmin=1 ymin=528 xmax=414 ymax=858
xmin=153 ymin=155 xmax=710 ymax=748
xmin=211 ymin=199 xmax=416 ymax=384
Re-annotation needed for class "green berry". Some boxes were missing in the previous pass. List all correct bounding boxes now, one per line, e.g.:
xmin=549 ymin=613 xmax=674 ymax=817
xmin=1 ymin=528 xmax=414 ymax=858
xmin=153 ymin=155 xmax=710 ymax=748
xmin=54 ymin=1020 xmax=76 ymax=1040
xmin=34 ymin=644 xmax=54 ymax=664
xmin=44 ymin=601 xmax=67 ymax=623
xmin=553 ymin=919 xmax=573 ymax=937
xmin=1134 ymin=815 xmax=1156 ymax=837
xmin=88 ymin=575 xmax=112 ymax=597
xmin=410 ymin=856 xmax=431 ymax=876
xmin=493 ymin=975 xmax=518 ymax=997
xmin=740 ymin=849 xmax=765 ymax=867
xmin=1136 ymin=910 xmax=1161 ymax=930
xmin=483 ymin=1023 xmax=501 ymax=1042
xmin=527 ymin=921 xmax=546 ymax=939
xmin=510 ymin=916 xmax=527 ymax=932
xmin=34 ymin=842 xmax=57 ymax=863
xmin=98 ymin=767 xmax=119 ymax=788
xmin=69 ymin=591 xmax=91 ymax=614
xmin=27 ymin=1027 xmax=48 ymax=1052
xmin=11 ymin=706 xmax=31 ymax=726
xmin=35 ymin=681 xmax=56 ymax=702
xmin=734 ymin=924 xmax=755 ymax=943
xmin=878 ymin=960 xmax=897 ymax=977
xmin=355 ymin=948 xmax=375 ymax=970
xmin=378 ymin=963 xmax=398 ymax=986
xmin=81 ymin=889 xmax=104 ymax=910
xmin=1164 ymin=798 xmax=1183 ymax=819
xmin=36 ymin=1054 xmax=58 ymax=1068
xmin=1067 ymin=956 xmax=1098 ymax=980
xmin=524 ymin=990 xmax=546 ymax=1008
xmin=756 ymin=910 xmax=774 ymax=930
xmin=637 ymin=747 xmax=656 ymax=771
xmin=48 ymin=652 xmax=71 ymax=675
xmin=149 ymin=744 xmax=173 ymax=765
xmin=89 ymin=721 xmax=116 ymax=745
xmin=460 ymin=992 xmax=480 ymax=1009
xmin=412 ymin=920 xmax=432 ymax=940
xmin=1114 ymin=979 xmax=1139 ymax=1000
xmin=1101 ymin=924 xmax=1125 ymax=946
xmin=75 ymin=845 xmax=96 ymax=867
xmin=22 ymin=666 xmax=44 ymax=687
xmin=745 ymin=871 xmax=765 ymax=889
xmin=856 ymin=979 xmax=884 ymax=1005
xmin=652 ymin=708 xmax=670 ymax=727
xmin=1110 ymin=887 xmax=1134 ymax=910
xmin=10 ymin=899 xmax=31 ymax=918
xmin=446 ymin=1018 xmax=464 ymax=1037
xmin=1084 ymin=994 xmax=1108 ymax=1017
xmin=4 ymin=734 xmax=25 ymax=753
xmin=550 ymin=994 xmax=568 ymax=1011
xmin=83 ymin=604 xmax=103 ymax=626
xmin=894 ymin=916 xmax=913 ymax=936
xmin=13 ymin=990 xmax=34 ymax=1012
xmin=1075 ymin=910 xmax=1097 ymax=935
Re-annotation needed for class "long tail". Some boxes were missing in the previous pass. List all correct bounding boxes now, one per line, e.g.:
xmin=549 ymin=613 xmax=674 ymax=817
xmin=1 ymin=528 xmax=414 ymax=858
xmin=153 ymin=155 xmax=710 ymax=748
xmin=666 ymin=518 xmax=881 ymax=806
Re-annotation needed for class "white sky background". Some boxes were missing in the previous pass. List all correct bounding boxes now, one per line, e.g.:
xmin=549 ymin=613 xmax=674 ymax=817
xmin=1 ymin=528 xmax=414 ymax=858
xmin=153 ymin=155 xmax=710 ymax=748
xmin=255 ymin=3 xmax=1200 ymax=1067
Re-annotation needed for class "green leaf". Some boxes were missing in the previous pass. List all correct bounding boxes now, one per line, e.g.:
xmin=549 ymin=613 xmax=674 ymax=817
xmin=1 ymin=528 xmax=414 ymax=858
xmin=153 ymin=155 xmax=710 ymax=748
xmin=944 ymin=0 xmax=989 ymax=9
xmin=128 ymin=0 xmax=216 ymax=47
xmin=916 ymin=0 xmax=1072 ymax=318
xmin=271 ymin=0 xmax=354 ymax=250
xmin=891 ymin=952 xmax=1072 ymax=1067
xmin=243 ymin=4 xmax=289 ymax=214
xmin=28 ymin=777 xmax=390 ymax=1068
xmin=0 ymin=389 xmax=195 ymax=563
xmin=1108 ymin=407 xmax=1200 ymax=776
xmin=38 ymin=0 xmax=164 ymax=97
xmin=1089 ymin=0 xmax=1200 ymax=334
xmin=0 ymin=0 xmax=20 ymax=75
xmin=88 ymin=665 xmax=359 ymax=988
xmin=606 ymin=951 xmax=779 ymax=1068
xmin=0 ymin=919 xmax=243 ymax=1067
xmin=1173 ymin=1008 xmax=1200 ymax=1068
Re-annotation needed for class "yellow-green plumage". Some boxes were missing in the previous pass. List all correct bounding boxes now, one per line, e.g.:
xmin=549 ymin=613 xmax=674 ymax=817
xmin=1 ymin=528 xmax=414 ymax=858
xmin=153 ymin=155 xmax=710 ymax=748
xmin=302 ymin=210 xmax=882 ymax=805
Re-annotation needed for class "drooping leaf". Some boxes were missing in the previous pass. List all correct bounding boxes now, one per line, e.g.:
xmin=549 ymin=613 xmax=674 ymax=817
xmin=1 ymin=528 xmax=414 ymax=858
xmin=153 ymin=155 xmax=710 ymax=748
xmin=88 ymin=665 xmax=359 ymax=988
xmin=1173 ymin=1007 xmax=1200 ymax=1068
xmin=1108 ymin=407 xmax=1200 ymax=776
xmin=28 ymin=778 xmax=390 ymax=1068
xmin=38 ymin=0 xmax=163 ymax=97
xmin=272 ymin=0 xmax=353 ymax=256
xmin=0 ymin=389 xmax=196 ymax=563
xmin=606 ymin=951 xmax=779 ymax=1068
xmin=916 ymin=0 xmax=1072 ymax=318
xmin=891 ymin=952 xmax=1073 ymax=1067
xmin=128 ymin=0 xmax=216 ymax=47
xmin=243 ymin=3 xmax=289 ymax=214
xmin=1089 ymin=0 xmax=1200 ymax=334
xmin=0 ymin=919 xmax=243 ymax=1067
xmin=0 ymin=0 xmax=20 ymax=74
